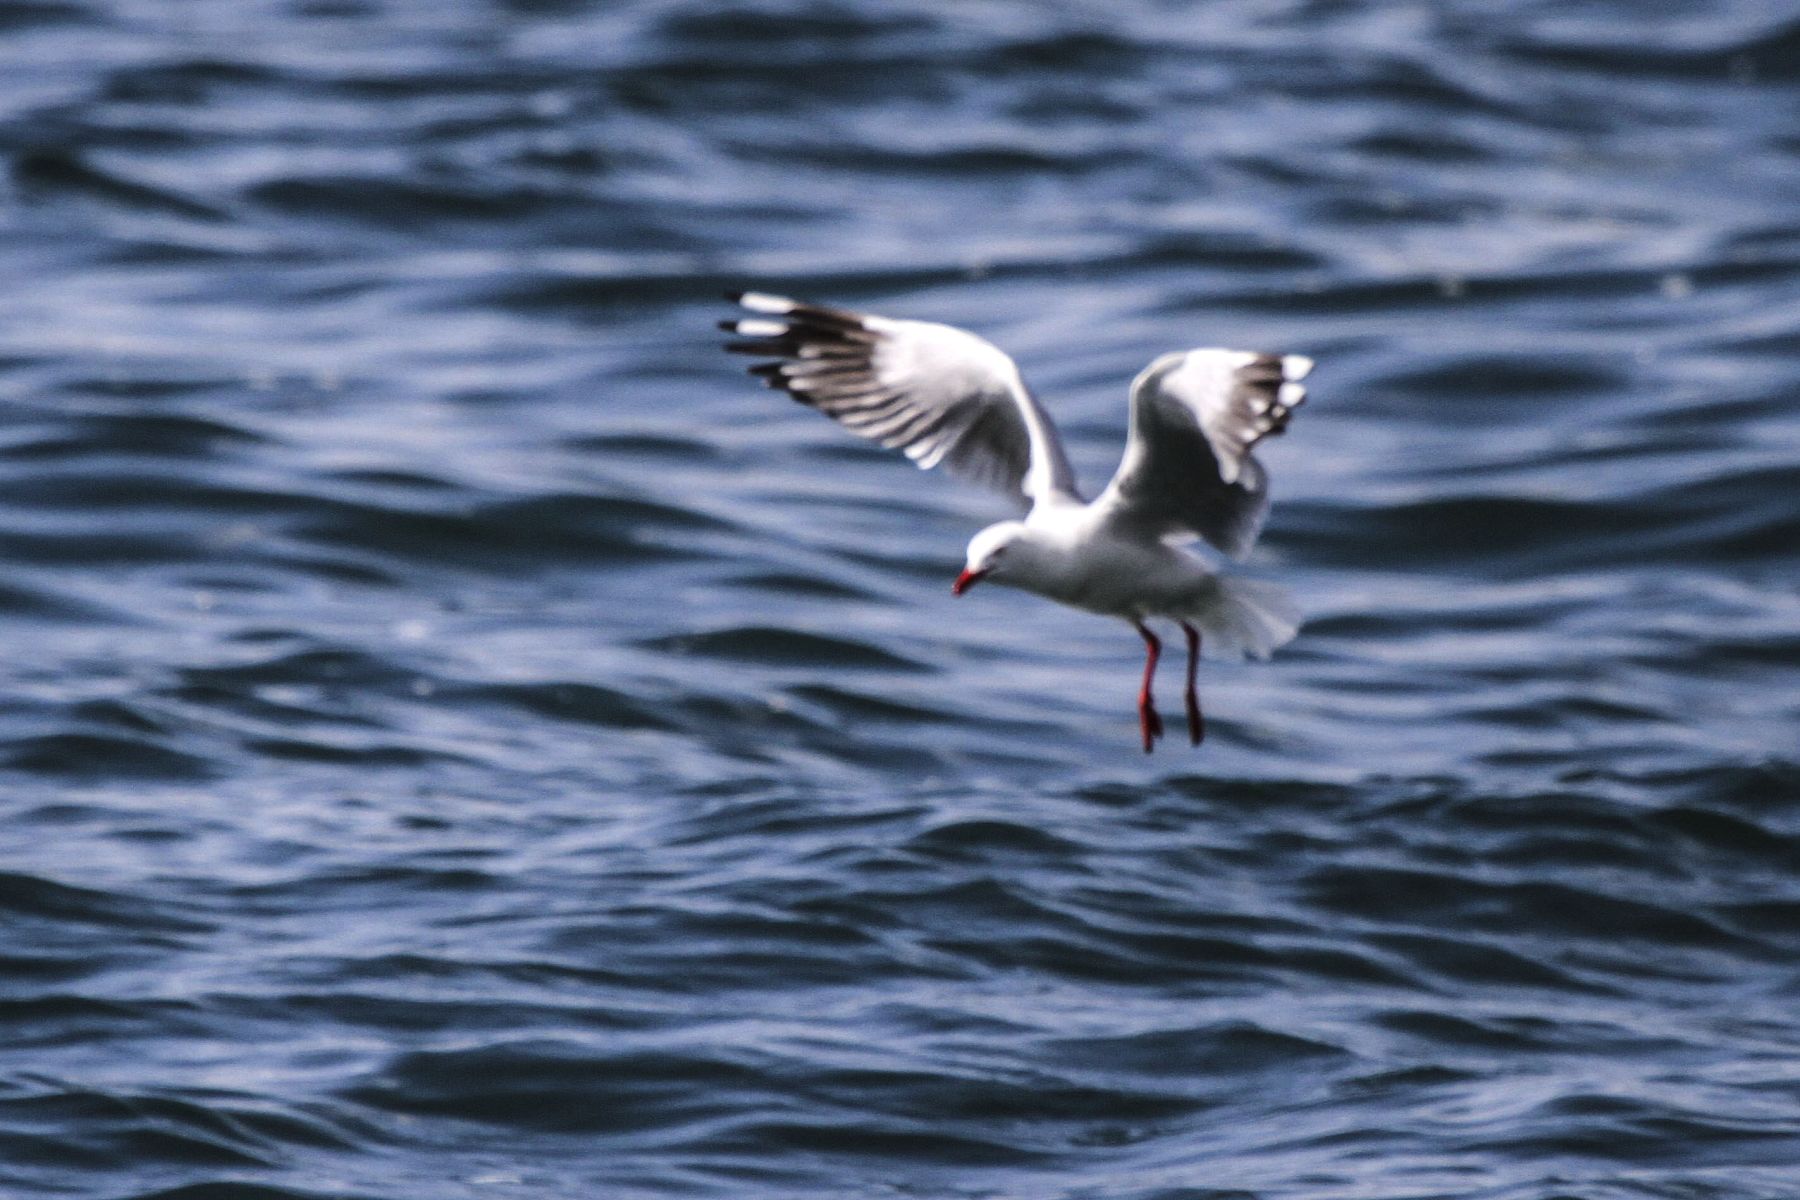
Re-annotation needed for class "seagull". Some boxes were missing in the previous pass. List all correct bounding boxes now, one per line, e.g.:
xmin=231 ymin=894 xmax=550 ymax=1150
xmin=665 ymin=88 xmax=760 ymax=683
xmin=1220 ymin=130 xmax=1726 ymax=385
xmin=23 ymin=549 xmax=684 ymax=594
xmin=721 ymin=292 xmax=1311 ymax=753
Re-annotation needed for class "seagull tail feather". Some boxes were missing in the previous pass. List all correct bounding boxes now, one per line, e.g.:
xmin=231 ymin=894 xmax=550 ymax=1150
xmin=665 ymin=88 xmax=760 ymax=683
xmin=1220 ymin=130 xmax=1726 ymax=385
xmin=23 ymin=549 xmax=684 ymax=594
xmin=1186 ymin=577 xmax=1301 ymax=662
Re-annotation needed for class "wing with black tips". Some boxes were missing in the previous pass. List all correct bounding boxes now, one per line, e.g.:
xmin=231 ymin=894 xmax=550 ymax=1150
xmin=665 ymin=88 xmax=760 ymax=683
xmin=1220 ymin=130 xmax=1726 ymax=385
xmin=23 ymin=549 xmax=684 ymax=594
xmin=722 ymin=292 xmax=1080 ymax=504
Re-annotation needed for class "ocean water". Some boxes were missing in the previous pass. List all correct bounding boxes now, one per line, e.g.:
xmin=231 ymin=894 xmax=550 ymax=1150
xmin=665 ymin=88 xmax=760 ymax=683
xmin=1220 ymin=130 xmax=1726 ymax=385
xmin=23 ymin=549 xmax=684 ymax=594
xmin=1 ymin=2 xmax=1797 ymax=1197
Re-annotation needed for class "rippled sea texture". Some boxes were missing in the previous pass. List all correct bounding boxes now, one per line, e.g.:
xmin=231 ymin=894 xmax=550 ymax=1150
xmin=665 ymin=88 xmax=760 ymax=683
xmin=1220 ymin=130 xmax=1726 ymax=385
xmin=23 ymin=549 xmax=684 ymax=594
xmin=2 ymin=2 xmax=1798 ymax=1197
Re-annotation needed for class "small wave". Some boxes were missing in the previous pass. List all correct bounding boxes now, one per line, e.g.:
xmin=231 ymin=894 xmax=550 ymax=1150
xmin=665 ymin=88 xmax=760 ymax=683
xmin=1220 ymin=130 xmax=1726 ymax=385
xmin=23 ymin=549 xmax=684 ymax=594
xmin=0 ymin=1 xmax=83 ymax=31
xmin=0 ymin=579 xmax=123 ymax=622
xmin=1369 ymin=931 xmax=1605 ymax=992
xmin=641 ymin=625 xmax=929 ymax=672
xmin=10 ymin=148 xmax=226 ymax=220
xmin=1047 ymin=1022 xmax=1350 ymax=1078
xmin=784 ymin=681 xmax=956 ymax=724
xmin=348 ymin=1039 xmax=763 ymax=1133
xmin=125 ymin=1187 xmax=359 ymax=1200
xmin=241 ymin=737 xmax=452 ymax=767
xmin=1302 ymin=864 xmax=1770 ymax=954
xmin=1501 ymin=15 xmax=1800 ymax=81
xmin=715 ymin=1117 xmax=1043 ymax=1166
xmin=907 ymin=817 xmax=1084 ymax=859
xmin=291 ymin=489 xmax=732 ymax=572
xmin=1 ymin=413 xmax=266 ymax=461
xmin=3 ymin=733 xmax=215 ymax=781
xmin=0 ymin=871 xmax=213 ymax=935
xmin=452 ymin=680 xmax=680 ymax=733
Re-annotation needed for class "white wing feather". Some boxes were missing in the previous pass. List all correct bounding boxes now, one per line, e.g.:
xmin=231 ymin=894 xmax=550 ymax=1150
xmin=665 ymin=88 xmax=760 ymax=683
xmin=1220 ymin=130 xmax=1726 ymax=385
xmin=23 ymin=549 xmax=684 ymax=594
xmin=1097 ymin=348 xmax=1312 ymax=559
xmin=723 ymin=294 xmax=1079 ymax=504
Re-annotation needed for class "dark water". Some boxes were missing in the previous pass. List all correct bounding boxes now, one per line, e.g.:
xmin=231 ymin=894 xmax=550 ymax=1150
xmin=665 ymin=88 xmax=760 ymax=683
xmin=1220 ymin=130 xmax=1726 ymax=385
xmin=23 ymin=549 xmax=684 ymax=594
xmin=2 ymin=2 xmax=1798 ymax=1197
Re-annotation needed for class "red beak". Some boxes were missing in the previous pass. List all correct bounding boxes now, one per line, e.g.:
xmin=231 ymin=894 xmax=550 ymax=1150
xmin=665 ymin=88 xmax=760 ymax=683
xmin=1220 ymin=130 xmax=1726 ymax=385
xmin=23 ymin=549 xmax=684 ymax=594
xmin=952 ymin=568 xmax=987 ymax=596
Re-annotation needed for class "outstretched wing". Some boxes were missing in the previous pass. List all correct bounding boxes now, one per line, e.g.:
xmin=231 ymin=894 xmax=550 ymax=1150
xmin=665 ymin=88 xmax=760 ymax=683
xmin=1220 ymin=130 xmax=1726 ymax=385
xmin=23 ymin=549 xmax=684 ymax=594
xmin=722 ymin=293 xmax=1079 ymax=504
xmin=1096 ymin=349 xmax=1312 ymax=559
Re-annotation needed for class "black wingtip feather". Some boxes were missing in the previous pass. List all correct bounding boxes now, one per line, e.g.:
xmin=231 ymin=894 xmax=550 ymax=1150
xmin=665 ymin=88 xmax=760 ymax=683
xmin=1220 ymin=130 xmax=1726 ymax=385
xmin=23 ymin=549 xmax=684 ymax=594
xmin=782 ymin=301 xmax=869 ymax=331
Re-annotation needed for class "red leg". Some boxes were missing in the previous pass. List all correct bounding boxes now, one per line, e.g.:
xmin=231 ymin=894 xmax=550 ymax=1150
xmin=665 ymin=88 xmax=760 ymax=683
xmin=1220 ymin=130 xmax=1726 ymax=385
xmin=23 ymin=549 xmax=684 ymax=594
xmin=1133 ymin=621 xmax=1163 ymax=754
xmin=1179 ymin=621 xmax=1205 ymax=747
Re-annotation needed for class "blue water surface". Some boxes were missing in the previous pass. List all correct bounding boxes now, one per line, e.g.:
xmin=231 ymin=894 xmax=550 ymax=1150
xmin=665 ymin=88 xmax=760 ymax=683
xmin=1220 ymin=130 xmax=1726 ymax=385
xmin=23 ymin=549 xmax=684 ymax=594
xmin=1 ymin=2 xmax=1797 ymax=1198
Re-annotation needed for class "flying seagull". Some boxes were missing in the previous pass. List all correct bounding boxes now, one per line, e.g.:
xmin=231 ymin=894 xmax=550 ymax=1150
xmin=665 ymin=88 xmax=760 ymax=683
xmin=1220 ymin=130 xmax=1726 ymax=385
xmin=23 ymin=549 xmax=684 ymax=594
xmin=721 ymin=292 xmax=1310 ymax=752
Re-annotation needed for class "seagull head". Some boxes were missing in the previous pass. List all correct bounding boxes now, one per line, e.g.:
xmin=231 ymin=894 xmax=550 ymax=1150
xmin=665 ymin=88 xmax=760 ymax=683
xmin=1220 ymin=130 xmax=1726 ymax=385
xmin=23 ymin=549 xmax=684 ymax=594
xmin=954 ymin=520 xmax=1032 ymax=596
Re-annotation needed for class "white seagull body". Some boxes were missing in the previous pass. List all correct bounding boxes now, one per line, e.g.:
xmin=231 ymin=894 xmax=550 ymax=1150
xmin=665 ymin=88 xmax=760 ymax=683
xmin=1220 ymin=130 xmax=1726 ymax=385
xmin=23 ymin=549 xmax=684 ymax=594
xmin=722 ymin=292 xmax=1312 ymax=752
